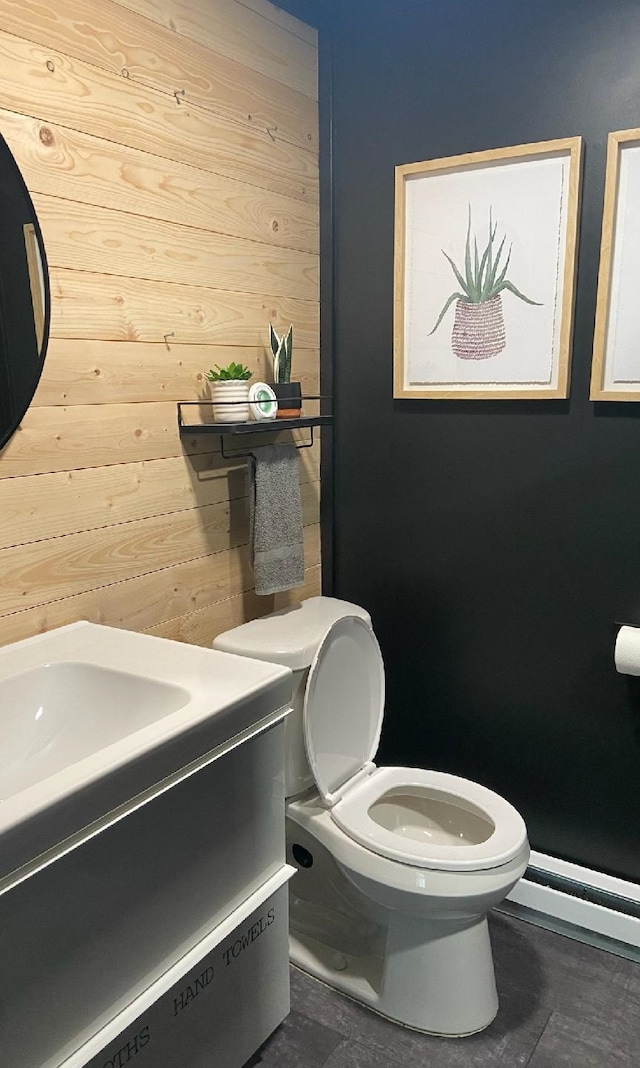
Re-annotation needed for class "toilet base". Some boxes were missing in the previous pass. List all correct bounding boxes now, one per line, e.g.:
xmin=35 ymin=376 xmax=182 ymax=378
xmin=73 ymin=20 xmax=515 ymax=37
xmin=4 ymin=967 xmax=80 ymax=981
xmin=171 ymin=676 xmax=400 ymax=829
xmin=285 ymin=796 xmax=525 ymax=1037
xmin=290 ymin=910 xmax=498 ymax=1037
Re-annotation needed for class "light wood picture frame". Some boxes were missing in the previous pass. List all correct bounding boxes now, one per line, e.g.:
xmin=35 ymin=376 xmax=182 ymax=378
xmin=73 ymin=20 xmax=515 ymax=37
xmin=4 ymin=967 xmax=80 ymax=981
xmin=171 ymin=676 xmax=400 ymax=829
xmin=394 ymin=137 xmax=582 ymax=400
xmin=590 ymin=128 xmax=640 ymax=400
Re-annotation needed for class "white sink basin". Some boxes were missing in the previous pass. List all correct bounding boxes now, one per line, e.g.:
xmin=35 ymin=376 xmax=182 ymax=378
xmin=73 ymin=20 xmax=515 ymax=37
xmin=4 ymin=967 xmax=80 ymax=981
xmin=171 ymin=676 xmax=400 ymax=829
xmin=0 ymin=622 xmax=292 ymax=886
xmin=0 ymin=662 xmax=190 ymax=801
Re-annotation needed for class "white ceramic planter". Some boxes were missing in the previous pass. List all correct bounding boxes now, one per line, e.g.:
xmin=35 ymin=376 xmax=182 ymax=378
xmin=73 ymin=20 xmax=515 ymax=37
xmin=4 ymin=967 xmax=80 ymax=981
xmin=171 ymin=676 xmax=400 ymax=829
xmin=211 ymin=381 xmax=250 ymax=422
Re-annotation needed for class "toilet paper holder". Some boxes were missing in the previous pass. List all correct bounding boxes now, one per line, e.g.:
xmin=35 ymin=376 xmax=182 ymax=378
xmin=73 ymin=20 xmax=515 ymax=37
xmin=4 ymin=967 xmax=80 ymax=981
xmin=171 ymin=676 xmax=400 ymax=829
xmin=614 ymin=623 xmax=640 ymax=676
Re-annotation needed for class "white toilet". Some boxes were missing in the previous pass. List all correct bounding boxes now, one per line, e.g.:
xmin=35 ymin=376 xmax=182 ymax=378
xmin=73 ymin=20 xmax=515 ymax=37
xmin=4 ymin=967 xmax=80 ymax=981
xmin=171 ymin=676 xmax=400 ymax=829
xmin=213 ymin=597 xmax=529 ymax=1037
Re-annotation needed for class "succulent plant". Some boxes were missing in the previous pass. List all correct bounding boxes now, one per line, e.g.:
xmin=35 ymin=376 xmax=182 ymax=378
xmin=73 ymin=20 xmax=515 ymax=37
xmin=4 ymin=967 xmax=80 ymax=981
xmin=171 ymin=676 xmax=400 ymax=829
xmin=429 ymin=207 xmax=541 ymax=335
xmin=205 ymin=362 xmax=252 ymax=382
xmin=269 ymin=323 xmax=293 ymax=383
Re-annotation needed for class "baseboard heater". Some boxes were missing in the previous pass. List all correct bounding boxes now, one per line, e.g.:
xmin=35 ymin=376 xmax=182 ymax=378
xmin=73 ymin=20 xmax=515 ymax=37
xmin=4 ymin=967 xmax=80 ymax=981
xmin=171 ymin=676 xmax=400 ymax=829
xmin=503 ymin=850 xmax=640 ymax=954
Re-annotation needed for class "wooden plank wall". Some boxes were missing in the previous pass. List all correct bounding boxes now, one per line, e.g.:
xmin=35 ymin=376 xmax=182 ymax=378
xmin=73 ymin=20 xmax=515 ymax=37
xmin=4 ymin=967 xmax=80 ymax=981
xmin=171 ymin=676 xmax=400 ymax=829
xmin=0 ymin=0 xmax=320 ymax=648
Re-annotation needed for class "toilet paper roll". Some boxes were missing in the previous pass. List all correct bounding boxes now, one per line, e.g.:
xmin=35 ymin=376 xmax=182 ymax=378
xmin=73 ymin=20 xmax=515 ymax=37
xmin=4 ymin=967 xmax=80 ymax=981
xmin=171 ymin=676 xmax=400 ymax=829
xmin=614 ymin=625 xmax=640 ymax=675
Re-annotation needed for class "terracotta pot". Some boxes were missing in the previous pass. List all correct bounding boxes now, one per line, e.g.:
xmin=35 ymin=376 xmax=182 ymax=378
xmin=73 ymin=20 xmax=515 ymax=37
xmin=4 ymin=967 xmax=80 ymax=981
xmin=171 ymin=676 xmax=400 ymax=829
xmin=211 ymin=380 xmax=250 ymax=422
xmin=451 ymin=295 xmax=506 ymax=360
xmin=271 ymin=381 xmax=302 ymax=418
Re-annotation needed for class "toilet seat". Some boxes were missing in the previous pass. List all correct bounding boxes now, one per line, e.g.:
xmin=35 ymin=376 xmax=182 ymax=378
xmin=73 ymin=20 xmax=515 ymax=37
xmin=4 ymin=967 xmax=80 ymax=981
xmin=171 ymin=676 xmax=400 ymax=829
xmin=331 ymin=766 xmax=528 ymax=871
xmin=303 ymin=616 xmax=527 ymax=872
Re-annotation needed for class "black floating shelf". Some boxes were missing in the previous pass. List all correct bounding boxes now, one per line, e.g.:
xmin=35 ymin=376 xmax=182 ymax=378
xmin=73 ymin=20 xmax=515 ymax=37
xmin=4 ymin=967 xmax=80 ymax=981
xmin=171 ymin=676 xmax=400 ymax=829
xmin=177 ymin=398 xmax=332 ymax=436
xmin=177 ymin=400 xmax=332 ymax=457
xmin=178 ymin=412 xmax=332 ymax=435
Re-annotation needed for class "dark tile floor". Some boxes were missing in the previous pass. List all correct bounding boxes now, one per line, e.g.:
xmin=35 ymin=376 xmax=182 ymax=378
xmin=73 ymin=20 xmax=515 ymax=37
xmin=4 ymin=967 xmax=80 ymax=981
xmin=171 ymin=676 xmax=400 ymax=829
xmin=245 ymin=911 xmax=640 ymax=1067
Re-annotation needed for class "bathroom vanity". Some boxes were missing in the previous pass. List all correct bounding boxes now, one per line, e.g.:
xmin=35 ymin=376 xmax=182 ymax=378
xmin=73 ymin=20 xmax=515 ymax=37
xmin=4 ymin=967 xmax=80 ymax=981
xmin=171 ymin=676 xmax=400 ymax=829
xmin=0 ymin=622 xmax=294 ymax=1068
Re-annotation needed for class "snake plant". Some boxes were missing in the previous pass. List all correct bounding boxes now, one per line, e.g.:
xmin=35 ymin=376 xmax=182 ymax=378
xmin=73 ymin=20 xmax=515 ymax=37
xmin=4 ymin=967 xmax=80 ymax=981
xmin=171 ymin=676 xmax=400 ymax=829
xmin=269 ymin=323 xmax=293 ymax=383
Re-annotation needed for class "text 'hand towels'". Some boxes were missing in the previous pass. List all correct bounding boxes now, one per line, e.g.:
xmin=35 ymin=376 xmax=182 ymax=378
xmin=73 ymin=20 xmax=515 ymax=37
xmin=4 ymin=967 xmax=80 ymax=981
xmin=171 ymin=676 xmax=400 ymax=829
xmin=249 ymin=443 xmax=304 ymax=596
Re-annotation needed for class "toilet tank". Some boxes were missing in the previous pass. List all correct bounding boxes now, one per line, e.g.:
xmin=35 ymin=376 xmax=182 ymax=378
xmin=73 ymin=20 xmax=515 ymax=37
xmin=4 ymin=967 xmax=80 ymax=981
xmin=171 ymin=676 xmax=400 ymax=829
xmin=213 ymin=597 xmax=372 ymax=797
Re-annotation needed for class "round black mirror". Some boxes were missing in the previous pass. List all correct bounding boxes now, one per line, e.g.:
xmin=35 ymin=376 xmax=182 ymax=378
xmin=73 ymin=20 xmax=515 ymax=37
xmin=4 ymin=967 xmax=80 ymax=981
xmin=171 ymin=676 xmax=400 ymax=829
xmin=0 ymin=133 xmax=50 ymax=452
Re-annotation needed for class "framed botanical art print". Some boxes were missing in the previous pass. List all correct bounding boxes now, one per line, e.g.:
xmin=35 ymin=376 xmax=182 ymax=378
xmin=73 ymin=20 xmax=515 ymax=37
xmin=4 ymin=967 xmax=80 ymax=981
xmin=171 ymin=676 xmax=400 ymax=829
xmin=591 ymin=128 xmax=640 ymax=400
xmin=394 ymin=137 xmax=582 ymax=400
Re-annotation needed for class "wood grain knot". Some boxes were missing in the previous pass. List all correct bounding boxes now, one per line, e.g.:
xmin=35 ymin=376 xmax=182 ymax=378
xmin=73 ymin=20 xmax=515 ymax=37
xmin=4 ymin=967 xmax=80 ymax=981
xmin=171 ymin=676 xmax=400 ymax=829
xmin=39 ymin=126 xmax=54 ymax=146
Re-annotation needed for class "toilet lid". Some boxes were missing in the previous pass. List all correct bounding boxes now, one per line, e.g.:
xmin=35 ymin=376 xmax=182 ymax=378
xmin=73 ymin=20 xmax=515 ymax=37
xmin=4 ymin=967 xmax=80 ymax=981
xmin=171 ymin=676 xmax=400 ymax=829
xmin=303 ymin=615 xmax=385 ymax=804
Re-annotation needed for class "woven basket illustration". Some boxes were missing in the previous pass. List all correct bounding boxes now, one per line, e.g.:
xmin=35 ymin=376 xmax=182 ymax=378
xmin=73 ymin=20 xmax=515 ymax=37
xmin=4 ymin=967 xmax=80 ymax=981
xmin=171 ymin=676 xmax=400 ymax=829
xmin=451 ymin=294 xmax=506 ymax=360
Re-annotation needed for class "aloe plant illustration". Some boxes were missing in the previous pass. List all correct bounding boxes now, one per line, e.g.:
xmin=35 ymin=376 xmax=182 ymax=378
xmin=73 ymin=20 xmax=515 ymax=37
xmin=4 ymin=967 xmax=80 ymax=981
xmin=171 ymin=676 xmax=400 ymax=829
xmin=430 ymin=208 xmax=542 ymax=360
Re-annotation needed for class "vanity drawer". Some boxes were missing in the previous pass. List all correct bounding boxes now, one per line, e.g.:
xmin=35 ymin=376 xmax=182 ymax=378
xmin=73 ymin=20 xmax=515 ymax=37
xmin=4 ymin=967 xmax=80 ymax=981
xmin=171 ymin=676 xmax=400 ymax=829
xmin=77 ymin=872 xmax=294 ymax=1068
xmin=1 ymin=718 xmax=288 ymax=1068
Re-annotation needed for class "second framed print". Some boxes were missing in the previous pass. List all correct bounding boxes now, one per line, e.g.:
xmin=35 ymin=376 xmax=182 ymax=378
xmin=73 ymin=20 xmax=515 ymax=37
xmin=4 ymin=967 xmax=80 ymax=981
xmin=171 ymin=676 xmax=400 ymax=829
xmin=394 ymin=137 xmax=582 ymax=400
xmin=591 ymin=128 xmax=640 ymax=400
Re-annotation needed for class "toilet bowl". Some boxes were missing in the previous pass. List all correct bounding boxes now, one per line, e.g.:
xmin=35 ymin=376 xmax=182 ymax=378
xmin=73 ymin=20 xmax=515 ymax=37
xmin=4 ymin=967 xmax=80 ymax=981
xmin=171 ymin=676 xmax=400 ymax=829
xmin=213 ymin=597 xmax=529 ymax=1037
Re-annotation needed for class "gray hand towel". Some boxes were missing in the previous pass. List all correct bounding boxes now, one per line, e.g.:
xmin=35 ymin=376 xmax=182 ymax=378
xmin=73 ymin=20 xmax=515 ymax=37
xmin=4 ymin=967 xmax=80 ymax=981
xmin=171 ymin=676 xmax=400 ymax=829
xmin=249 ymin=443 xmax=305 ymax=596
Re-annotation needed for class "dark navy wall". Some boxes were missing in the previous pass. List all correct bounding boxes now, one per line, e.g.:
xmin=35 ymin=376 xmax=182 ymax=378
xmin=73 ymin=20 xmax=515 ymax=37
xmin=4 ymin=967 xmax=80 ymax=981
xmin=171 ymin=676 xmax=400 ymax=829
xmin=320 ymin=0 xmax=640 ymax=882
xmin=278 ymin=0 xmax=640 ymax=880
